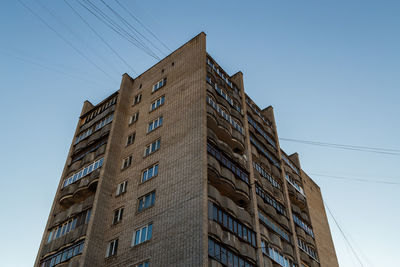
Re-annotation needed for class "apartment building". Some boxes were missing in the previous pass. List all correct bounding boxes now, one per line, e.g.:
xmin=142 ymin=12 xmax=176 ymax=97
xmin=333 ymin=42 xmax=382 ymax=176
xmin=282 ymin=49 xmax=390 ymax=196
xmin=35 ymin=32 xmax=338 ymax=267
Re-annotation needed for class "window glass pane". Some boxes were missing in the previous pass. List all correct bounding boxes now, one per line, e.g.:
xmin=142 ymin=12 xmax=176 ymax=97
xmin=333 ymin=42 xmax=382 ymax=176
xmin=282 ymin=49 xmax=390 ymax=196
xmin=208 ymin=239 xmax=214 ymax=257
xmin=223 ymin=213 xmax=228 ymax=227
xmin=228 ymin=251 xmax=233 ymax=266
xmin=221 ymin=247 xmax=227 ymax=264
xmin=215 ymin=244 xmax=220 ymax=260
xmin=213 ymin=206 xmax=218 ymax=221
xmin=134 ymin=230 xmax=140 ymax=245
xmin=144 ymin=195 xmax=151 ymax=208
xmin=147 ymin=224 xmax=153 ymax=240
xmin=154 ymin=164 xmax=158 ymax=175
xmin=140 ymin=227 xmax=148 ymax=243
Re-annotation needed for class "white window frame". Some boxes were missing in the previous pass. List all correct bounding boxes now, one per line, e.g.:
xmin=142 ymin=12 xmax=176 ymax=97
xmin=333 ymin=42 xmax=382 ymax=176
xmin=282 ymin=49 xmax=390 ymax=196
xmin=113 ymin=207 xmax=124 ymax=224
xmin=149 ymin=96 xmax=165 ymax=112
xmin=141 ymin=163 xmax=159 ymax=183
xmin=144 ymin=139 xmax=161 ymax=157
xmin=132 ymin=223 xmax=153 ymax=246
xmin=116 ymin=181 xmax=128 ymax=196
xmin=126 ymin=132 xmax=136 ymax=146
xmin=122 ymin=155 xmax=133 ymax=169
xmin=130 ymin=112 xmax=139 ymax=124
xmin=147 ymin=116 xmax=163 ymax=133
xmin=133 ymin=94 xmax=142 ymax=105
xmin=105 ymin=239 xmax=118 ymax=258
xmin=152 ymin=78 xmax=166 ymax=92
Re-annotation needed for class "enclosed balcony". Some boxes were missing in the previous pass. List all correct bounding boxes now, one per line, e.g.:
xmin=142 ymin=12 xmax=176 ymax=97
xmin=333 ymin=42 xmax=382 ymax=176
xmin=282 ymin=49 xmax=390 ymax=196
xmin=59 ymin=169 xmax=99 ymax=209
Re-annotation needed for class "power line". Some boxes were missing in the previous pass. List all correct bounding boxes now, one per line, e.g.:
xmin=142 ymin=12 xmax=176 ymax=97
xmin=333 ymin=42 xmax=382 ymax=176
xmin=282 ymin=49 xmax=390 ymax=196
xmin=0 ymin=48 xmax=107 ymax=87
xmin=310 ymin=173 xmax=400 ymax=185
xmin=98 ymin=0 xmax=166 ymax=57
xmin=114 ymin=0 xmax=171 ymax=53
xmin=34 ymin=0 xmax=121 ymax=77
xmin=324 ymin=201 xmax=365 ymax=267
xmin=63 ymin=0 xmax=137 ymax=76
xmin=279 ymin=138 xmax=400 ymax=156
xmin=79 ymin=0 xmax=160 ymax=60
xmin=17 ymin=0 xmax=117 ymax=83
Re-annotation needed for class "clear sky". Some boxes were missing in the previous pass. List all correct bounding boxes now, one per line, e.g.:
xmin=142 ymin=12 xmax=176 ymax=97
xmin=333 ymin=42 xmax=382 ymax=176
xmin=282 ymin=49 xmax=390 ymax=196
xmin=1 ymin=1 xmax=399 ymax=266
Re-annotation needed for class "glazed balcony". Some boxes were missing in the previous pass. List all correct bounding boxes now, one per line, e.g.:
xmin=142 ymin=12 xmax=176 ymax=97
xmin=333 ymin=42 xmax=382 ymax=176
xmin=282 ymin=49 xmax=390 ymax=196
xmin=287 ymin=184 xmax=307 ymax=210
xmin=79 ymin=105 xmax=115 ymax=132
xmin=208 ymin=220 xmax=256 ymax=260
xmin=52 ymin=195 xmax=94 ymax=226
xmin=59 ymin=169 xmax=100 ymax=209
xmin=207 ymin=129 xmax=247 ymax=169
xmin=208 ymin=185 xmax=253 ymax=226
xmin=207 ymin=97 xmax=245 ymax=154
xmin=73 ymin=123 xmax=111 ymax=156
xmin=208 ymin=154 xmax=250 ymax=207
xmin=41 ymin=224 xmax=88 ymax=256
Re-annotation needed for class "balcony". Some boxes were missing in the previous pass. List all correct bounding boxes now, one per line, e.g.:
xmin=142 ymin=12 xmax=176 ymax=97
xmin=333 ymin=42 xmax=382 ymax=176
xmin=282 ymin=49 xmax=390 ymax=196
xmin=208 ymin=185 xmax=252 ymax=226
xmin=52 ymin=195 xmax=94 ymax=226
xmin=207 ymin=129 xmax=247 ymax=169
xmin=41 ymin=224 xmax=87 ymax=256
xmin=59 ymin=169 xmax=100 ymax=209
xmin=208 ymin=220 xmax=256 ymax=260
xmin=208 ymin=155 xmax=250 ymax=207
xmin=207 ymin=99 xmax=245 ymax=154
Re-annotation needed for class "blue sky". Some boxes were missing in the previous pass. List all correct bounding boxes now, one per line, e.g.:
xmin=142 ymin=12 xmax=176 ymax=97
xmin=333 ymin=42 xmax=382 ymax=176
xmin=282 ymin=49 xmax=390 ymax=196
xmin=1 ymin=1 xmax=399 ymax=266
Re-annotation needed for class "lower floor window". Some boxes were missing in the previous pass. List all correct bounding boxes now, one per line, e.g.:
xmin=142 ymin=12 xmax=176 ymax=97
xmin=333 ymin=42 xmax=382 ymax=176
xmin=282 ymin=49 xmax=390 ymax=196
xmin=136 ymin=261 xmax=150 ymax=267
xmin=106 ymin=239 xmax=118 ymax=258
xmin=133 ymin=223 xmax=153 ymax=246
xmin=40 ymin=240 xmax=84 ymax=267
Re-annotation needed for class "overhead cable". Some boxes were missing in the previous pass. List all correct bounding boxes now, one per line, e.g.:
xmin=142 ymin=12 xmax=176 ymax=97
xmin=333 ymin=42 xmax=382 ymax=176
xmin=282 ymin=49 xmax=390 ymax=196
xmin=17 ymin=0 xmax=117 ymax=83
xmin=64 ymin=0 xmax=137 ymax=76
xmin=280 ymin=138 xmax=400 ymax=156
xmin=114 ymin=0 xmax=171 ymax=52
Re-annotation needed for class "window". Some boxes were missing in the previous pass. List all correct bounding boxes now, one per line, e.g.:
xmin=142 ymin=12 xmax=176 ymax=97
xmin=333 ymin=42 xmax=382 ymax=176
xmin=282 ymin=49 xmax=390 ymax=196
xmin=138 ymin=192 xmax=155 ymax=211
xmin=147 ymin=116 xmax=163 ymax=133
xmin=258 ymin=211 xmax=290 ymax=242
xmin=298 ymin=238 xmax=319 ymax=261
xmin=144 ymin=139 xmax=161 ymax=157
xmin=206 ymin=95 xmax=244 ymax=134
xmin=263 ymin=243 xmax=296 ymax=267
xmin=94 ymin=114 xmax=114 ymax=131
xmin=247 ymin=115 xmax=276 ymax=149
xmin=150 ymin=96 xmax=165 ymax=112
xmin=208 ymin=238 xmax=255 ymax=267
xmin=130 ymin=112 xmax=139 ymax=124
xmin=142 ymin=163 xmax=159 ymax=182
xmin=116 ymin=181 xmax=128 ymax=196
xmin=133 ymin=94 xmax=142 ymax=105
xmin=255 ymin=184 xmax=286 ymax=215
xmin=113 ymin=207 xmax=124 ymax=224
xmin=207 ymin=142 xmax=249 ymax=184
xmin=63 ymin=158 xmax=104 ymax=188
xmin=132 ymin=223 xmax=153 ymax=246
xmin=74 ymin=128 xmax=92 ymax=144
xmin=122 ymin=155 xmax=132 ymax=169
xmin=285 ymin=174 xmax=305 ymax=196
xmin=106 ymin=239 xmax=118 ymax=258
xmin=152 ymin=78 xmax=166 ymax=92
xmin=40 ymin=241 xmax=84 ymax=266
xmin=47 ymin=209 xmax=92 ymax=243
xmin=126 ymin=132 xmax=136 ymax=146
xmin=253 ymin=162 xmax=281 ymax=190
xmin=136 ymin=261 xmax=150 ymax=267
xmin=209 ymin=201 xmax=256 ymax=247
xmin=293 ymin=214 xmax=314 ymax=238
xmin=82 ymin=95 xmax=117 ymax=125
